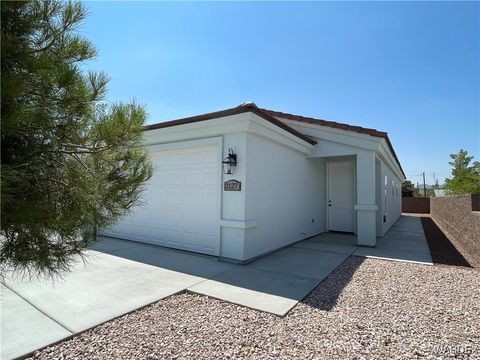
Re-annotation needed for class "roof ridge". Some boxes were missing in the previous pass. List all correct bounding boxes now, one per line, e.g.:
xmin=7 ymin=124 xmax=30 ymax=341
xmin=237 ymin=101 xmax=258 ymax=109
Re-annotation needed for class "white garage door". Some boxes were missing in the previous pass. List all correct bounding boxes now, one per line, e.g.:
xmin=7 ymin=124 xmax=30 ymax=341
xmin=101 ymin=145 xmax=220 ymax=255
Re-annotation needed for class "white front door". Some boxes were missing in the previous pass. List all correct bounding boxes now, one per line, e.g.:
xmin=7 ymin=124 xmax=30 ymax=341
xmin=327 ymin=161 xmax=354 ymax=232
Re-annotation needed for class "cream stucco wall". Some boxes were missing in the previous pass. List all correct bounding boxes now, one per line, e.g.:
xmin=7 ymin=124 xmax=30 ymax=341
xmin=242 ymin=133 xmax=325 ymax=260
xmin=379 ymin=157 xmax=403 ymax=236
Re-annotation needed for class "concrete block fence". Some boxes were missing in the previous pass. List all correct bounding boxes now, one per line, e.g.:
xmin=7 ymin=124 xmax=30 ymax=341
xmin=430 ymin=195 xmax=480 ymax=265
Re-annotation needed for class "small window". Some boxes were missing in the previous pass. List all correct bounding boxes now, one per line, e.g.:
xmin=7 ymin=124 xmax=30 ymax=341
xmin=384 ymin=175 xmax=388 ymax=210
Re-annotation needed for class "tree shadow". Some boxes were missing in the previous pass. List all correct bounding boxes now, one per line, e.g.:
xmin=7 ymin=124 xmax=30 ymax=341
xmin=420 ymin=217 xmax=472 ymax=268
xmin=300 ymin=255 xmax=365 ymax=311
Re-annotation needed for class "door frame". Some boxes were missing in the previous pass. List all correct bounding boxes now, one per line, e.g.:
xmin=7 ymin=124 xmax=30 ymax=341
xmin=326 ymin=160 xmax=356 ymax=233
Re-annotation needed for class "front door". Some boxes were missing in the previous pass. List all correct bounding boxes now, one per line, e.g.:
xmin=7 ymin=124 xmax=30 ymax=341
xmin=328 ymin=161 xmax=354 ymax=232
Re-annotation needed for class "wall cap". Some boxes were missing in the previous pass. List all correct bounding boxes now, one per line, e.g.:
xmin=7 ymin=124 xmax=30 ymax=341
xmin=220 ymin=219 xmax=259 ymax=229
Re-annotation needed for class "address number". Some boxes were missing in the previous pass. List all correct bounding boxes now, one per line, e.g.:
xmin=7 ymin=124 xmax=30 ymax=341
xmin=224 ymin=180 xmax=241 ymax=191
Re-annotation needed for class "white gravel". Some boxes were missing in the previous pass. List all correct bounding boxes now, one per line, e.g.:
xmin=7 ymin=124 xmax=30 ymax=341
xmin=30 ymin=257 xmax=480 ymax=359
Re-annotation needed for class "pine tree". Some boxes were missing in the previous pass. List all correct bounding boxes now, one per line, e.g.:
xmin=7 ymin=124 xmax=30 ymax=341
xmin=401 ymin=180 xmax=415 ymax=197
xmin=1 ymin=1 xmax=153 ymax=278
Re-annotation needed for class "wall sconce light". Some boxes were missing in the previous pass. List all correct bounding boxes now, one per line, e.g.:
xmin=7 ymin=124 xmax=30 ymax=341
xmin=222 ymin=148 xmax=237 ymax=175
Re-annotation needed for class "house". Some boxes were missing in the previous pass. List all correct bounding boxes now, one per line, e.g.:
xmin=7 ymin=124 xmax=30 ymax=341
xmin=101 ymin=103 xmax=405 ymax=262
xmin=434 ymin=189 xmax=446 ymax=197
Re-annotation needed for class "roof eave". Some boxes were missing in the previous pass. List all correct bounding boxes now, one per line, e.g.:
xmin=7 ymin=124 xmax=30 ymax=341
xmin=144 ymin=105 xmax=317 ymax=146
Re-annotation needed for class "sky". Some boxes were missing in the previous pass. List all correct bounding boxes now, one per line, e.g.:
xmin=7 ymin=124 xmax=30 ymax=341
xmin=81 ymin=1 xmax=479 ymax=185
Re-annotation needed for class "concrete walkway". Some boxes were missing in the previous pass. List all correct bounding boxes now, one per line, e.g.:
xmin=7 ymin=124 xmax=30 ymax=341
xmin=353 ymin=216 xmax=433 ymax=265
xmin=1 ymin=215 xmax=431 ymax=359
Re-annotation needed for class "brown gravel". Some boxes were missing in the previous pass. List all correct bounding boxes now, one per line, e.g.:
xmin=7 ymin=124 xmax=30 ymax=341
xmin=29 ymin=256 xmax=480 ymax=360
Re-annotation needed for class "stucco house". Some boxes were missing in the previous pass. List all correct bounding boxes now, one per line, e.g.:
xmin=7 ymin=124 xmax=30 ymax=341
xmin=101 ymin=102 xmax=405 ymax=262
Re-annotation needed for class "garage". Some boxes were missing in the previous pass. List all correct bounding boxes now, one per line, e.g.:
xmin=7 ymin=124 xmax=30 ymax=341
xmin=101 ymin=143 xmax=221 ymax=255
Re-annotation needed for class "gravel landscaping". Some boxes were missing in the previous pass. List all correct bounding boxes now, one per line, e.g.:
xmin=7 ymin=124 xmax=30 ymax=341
xmin=29 ymin=256 xmax=480 ymax=360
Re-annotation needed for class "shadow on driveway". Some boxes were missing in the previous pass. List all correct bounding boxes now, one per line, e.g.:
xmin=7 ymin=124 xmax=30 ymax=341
xmin=90 ymin=236 xmax=353 ymax=315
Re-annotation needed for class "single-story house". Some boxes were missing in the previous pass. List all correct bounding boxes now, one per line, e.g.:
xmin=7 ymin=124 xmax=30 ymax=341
xmin=101 ymin=102 xmax=405 ymax=262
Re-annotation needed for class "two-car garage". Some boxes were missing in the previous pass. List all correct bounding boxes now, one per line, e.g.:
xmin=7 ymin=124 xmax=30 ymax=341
xmin=101 ymin=143 xmax=221 ymax=255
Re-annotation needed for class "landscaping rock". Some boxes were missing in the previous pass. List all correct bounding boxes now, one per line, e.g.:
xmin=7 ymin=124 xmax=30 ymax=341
xmin=29 ymin=256 xmax=480 ymax=359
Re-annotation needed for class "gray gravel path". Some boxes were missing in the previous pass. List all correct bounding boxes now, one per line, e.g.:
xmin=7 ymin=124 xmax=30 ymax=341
xmin=29 ymin=257 xmax=480 ymax=359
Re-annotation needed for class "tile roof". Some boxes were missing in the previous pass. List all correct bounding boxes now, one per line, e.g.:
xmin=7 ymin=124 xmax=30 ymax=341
xmin=246 ymin=104 xmax=405 ymax=178
xmin=259 ymin=107 xmax=388 ymax=139
xmin=145 ymin=102 xmax=405 ymax=178
xmin=144 ymin=104 xmax=316 ymax=145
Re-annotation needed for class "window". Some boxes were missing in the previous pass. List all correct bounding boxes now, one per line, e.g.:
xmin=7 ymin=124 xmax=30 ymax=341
xmin=384 ymin=175 xmax=388 ymax=210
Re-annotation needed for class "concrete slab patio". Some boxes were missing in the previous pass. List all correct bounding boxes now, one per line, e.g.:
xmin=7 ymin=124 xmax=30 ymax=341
xmin=188 ymin=246 xmax=354 ymax=315
xmin=1 ymin=247 xmax=238 ymax=360
xmin=0 ymin=285 xmax=72 ymax=360
xmin=1 ymin=215 xmax=431 ymax=359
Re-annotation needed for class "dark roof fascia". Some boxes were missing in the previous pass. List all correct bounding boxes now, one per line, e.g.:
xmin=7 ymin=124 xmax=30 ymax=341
xmin=144 ymin=105 xmax=317 ymax=145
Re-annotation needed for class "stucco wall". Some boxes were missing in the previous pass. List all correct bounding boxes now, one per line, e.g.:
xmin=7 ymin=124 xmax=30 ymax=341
xmin=243 ymin=133 xmax=324 ymax=260
xmin=379 ymin=158 xmax=402 ymax=236
xmin=430 ymin=195 xmax=480 ymax=264
xmin=219 ymin=133 xmax=248 ymax=259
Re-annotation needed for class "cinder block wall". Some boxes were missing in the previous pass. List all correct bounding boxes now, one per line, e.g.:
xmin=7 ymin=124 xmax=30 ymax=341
xmin=402 ymin=197 xmax=430 ymax=213
xmin=430 ymin=195 xmax=480 ymax=264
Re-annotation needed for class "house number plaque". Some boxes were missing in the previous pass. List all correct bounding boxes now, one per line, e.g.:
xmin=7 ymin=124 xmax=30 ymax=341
xmin=224 ymin=180 xmax=241 ymax=191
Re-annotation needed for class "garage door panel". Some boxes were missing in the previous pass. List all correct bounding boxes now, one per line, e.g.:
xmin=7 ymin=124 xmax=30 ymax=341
xmin=202 ymin=211 xmax=217 ymax=225
xmin=167 ymin=173 xmax=183 ymax=185
xmin=203 ymin=149 xmax=217 ymax=163
xmin=183 ymin=189 xmax=202 ymax=204
xmin=165 ymin=208 xmax=183 ymax=223
xmin=185 ymin=172 xmax=202 ymax=185
xmin=167 ymin=191 xmax=183 ymax=204
xmin=100 ymin=145 xmax=220 ymax=255
xmin=184 ymin=210 xmax=202 ymax=224
xmin=203 ymin=190 xmax=217 ymax=207
xmin=203 ymin=172 xmax=217 ymax=185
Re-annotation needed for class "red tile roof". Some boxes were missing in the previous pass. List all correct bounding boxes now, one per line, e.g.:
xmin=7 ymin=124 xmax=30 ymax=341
xmin=249 ymin=104 xmax=405 ymax=178
xmin=145 ymin=104 xmax=316 ymax=145
xmin=259 ymin=107 xmax=388 ymax=138
xmin=145 ymin=102 xmax=405 ymax=178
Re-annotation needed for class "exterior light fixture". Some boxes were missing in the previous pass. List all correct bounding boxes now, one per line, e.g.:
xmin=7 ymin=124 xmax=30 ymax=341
xmin=222 ymin=148 xmax=237 ymax=175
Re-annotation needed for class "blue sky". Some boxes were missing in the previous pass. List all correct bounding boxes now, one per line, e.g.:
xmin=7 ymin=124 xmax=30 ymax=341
xmin=82 ymin=1 xmax=479 ymax=185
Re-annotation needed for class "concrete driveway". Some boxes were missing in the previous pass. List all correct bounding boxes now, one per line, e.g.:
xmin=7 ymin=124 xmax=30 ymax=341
xmin=1 ymin=215 xmax=430 ymax=359
xmin=1 ymin=243 xmax=237 ymax=360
